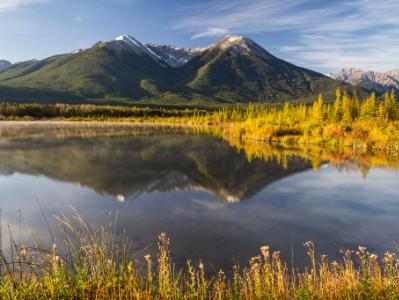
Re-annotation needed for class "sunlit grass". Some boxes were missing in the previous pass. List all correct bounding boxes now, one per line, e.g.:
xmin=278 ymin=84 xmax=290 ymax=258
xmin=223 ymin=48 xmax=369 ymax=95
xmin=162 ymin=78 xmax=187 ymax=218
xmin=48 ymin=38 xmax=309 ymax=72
xmin=1 ymin=210 xmax=398 ymax=299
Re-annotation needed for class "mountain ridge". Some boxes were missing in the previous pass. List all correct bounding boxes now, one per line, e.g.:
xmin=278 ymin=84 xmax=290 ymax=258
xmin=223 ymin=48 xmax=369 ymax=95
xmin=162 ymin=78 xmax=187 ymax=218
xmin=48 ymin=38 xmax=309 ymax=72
xmin=329 ymin=67 xmax=399 ymax=94
xmin=0 ymin=60 xmax=12 ymax=72
xmin=0 ymin=35 xmax=359 ymax=105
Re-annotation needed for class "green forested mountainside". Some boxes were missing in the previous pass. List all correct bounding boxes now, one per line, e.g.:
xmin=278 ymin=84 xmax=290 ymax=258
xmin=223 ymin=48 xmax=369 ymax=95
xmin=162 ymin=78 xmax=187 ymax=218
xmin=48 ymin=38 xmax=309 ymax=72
xmin=177 ymin=43 xmax=353 ymax=102
xmin=0 ymin=36 xmax=363 ymax=105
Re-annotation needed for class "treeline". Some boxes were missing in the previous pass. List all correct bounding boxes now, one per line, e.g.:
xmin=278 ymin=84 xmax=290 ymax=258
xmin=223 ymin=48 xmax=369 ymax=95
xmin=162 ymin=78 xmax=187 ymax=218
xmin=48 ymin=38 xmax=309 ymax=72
xmin=310 ymin=89 xmax=397 ymax=123
xmin=206 ymin=89 xmax=398 ymax=124
xmin=0 ymin=89 xmax=397 ymax=123
xmin=0 ymin=103 xmax=208 ymax=120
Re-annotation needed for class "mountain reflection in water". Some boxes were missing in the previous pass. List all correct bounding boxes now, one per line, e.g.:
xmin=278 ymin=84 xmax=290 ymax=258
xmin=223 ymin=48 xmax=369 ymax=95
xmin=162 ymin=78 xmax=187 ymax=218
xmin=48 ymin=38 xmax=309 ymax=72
xmin=0 ymin=124 xmax=311 ymax=203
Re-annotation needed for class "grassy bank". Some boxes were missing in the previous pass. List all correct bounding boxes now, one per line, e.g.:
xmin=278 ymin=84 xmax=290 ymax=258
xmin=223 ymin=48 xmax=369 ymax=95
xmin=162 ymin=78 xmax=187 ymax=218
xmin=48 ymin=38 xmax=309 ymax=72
xmin=1 ymin=211 xmax=398 ymax=299
xmin=224 ymin=137 xmax=399 ymax=174
xmin=1 ymin=89 xmax=399 ymax=151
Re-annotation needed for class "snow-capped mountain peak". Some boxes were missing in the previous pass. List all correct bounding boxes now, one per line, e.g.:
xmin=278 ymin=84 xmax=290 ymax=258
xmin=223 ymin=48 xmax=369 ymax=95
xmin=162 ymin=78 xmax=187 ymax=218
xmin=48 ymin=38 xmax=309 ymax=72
xmin=217 ymin=35 xmax=248 ymax=49
xmin=115 ymin=35 xmax=143 ymax=48
xmin=104 ymin=35 xmax=166 ymax=65
xmin=213 ymin=35 xmax=272 ymax=58
xmin=103 ymin=34 xmax=272 ymax=68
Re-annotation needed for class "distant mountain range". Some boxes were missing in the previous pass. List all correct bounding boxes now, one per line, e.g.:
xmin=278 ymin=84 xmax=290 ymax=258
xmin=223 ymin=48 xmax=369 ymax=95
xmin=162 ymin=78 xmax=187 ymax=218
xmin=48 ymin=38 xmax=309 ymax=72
xmin=0 ymin=35 xmax=359 ymax=105
xmin=329 ymin=68 xmax=399 ymax=94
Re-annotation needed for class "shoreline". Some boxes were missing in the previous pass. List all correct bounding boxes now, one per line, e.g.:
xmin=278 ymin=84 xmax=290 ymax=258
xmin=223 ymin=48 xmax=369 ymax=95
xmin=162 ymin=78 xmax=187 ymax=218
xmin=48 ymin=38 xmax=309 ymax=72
xmin=0 ymin=119 xmax=230 ymax=128
xmin=2 ymin=119 xmax=399 ymax=154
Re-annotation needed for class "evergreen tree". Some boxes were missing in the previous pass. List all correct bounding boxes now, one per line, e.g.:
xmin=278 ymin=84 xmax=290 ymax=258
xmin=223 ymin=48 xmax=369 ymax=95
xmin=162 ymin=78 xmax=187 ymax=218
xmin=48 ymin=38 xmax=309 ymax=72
xmin=378 ymin=101 xmax=387 ymax=120
xmin=342 ymin=91 xmax=352 ymax=123
xmin=352 ymin=96 xmax=361 ymax=119
xmin=360 ymin=92 xmax=376 ymax=119
xmin=382 ymin=91 xmax=391 ymax=120
xmin=389 ymin=90 xmax=397 ymax=120
xmin=312 ymin=94 xmax=324 ymax=123
xmin=333 ymin=88 xmax=343 ymax=122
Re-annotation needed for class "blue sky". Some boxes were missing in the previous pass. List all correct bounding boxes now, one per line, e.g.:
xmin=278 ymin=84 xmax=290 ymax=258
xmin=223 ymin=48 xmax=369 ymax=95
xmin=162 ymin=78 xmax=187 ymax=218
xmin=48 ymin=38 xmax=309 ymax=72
xmin=1 ymin=0 xmax=398 ymax=73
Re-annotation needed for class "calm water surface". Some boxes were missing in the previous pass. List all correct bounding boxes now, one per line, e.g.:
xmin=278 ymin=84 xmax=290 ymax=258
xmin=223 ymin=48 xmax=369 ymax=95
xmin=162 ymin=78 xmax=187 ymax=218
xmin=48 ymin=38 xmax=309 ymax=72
xmin=0 ymin=123 xmax=399 ymax=269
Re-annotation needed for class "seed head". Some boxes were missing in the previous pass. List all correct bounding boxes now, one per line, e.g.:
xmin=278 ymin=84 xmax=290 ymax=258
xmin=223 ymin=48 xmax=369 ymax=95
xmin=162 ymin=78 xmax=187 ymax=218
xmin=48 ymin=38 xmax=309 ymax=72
xmin=260 ymin=246 xmax=270 ymax=258
xmin=358 ymin=246 xmax=366 ymax=254
xmin=370 ymin=254 xmax=378 ymax=262
xmin=144 ymin=254 xmax=152 ymax=264
xmin=19 ymin=245 xmax=28 ymax=258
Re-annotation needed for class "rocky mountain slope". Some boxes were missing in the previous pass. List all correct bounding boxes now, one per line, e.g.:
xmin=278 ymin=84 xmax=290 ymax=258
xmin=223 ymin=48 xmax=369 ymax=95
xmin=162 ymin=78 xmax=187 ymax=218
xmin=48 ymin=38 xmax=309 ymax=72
xmin=329 ymin=68 xmax=399 ymax=94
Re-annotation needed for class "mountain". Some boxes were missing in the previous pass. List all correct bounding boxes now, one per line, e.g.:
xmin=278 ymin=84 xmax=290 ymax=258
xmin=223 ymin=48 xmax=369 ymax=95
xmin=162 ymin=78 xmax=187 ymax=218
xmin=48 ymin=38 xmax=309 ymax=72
xmin=0 ymin=36 xmax=167 ymax=100
xmin=176 ymin=35 xmax=355 ymax=102
xmin=0 ymin=35 xmax=357 ymax=104
xmin=0 ymin=60 xmax=12 ymax=72
xmin=329 ymin=68 xmax=399 ymax=94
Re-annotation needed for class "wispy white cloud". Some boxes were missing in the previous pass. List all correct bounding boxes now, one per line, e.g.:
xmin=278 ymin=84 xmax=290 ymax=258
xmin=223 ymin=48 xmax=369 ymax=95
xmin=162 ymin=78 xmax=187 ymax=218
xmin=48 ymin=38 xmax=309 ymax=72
xmin=191 ymin=27 xmax=229 ymax=39
xmin=174 ymin=0 xmax=399 ymax=72
xmin=0 ymin=0 xmax=45 ymax=12
xmin=175 ymin=0 xmax=312 ymax=36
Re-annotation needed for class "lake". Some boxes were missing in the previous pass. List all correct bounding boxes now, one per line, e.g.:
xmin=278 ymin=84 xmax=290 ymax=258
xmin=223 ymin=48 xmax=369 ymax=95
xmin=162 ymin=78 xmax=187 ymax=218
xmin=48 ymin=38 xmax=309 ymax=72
xmin=0 ymin=122 xmax=399 ymax=270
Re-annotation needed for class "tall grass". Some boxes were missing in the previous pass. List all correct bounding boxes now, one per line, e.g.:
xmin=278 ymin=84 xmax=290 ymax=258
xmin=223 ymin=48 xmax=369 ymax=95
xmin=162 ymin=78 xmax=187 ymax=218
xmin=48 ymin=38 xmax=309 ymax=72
xmin=1 ymin=210 xmax=398 ymax=299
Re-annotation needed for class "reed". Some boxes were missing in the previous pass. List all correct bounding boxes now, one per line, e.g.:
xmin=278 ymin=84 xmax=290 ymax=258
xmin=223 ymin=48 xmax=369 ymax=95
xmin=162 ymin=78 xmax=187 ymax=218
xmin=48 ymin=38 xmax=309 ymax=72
xmin=0 ymin=210 xmax=398 ymax=299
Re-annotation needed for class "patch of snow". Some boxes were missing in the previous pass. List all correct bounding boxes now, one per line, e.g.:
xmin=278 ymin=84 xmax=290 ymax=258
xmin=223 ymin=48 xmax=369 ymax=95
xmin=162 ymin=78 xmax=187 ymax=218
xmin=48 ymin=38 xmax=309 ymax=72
xmin=146 ymin=44 xmax=206 ymax=68
xmin=71 ymin=49 xmax=83 ymax=54
xmin=115 ymin=35 xmax=142 ymax=48
xmin=106 ymin=35 xmax=167 ymax=66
